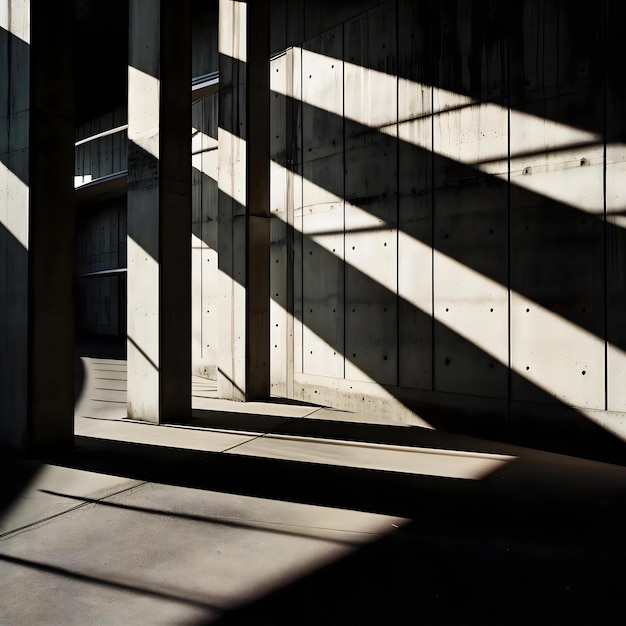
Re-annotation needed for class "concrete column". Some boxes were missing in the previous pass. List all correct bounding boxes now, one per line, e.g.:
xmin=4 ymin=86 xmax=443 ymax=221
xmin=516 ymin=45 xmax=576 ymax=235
xmin=0 ymin=1 xmax=75 ymax=452
xmin=218 ymin=0 xmax=271 ymax=400
xmin=127 ymin=0 xmax=191 ymax=423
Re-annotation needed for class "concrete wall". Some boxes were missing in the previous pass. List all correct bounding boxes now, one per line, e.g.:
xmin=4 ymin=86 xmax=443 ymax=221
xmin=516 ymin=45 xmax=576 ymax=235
xmin=264 ymin=0 xmax=626 ymax=460
xmin=75 ymin=105 xmax=127 ymax=186
xmin=0 ymin=0 xmax=75 ymax=451
xmin=192 ymin=0 xmax=218 ymax=77
xmin=192 ymin=92 xmax=219 ymax=377
xmin=75 ymin=105 xmax=128 ymax=339
xmin=76 ymin=200 xmax=126 ymax=336
xmin=74 ymin=48 xmax=217 ymax=380
xmin=69 ymin=0 xmax=626 ymax=459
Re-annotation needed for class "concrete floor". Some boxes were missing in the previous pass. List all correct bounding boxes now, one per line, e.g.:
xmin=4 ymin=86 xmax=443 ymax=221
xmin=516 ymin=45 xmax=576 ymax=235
xmin=1 ymin=356 xmax=626 ymax=624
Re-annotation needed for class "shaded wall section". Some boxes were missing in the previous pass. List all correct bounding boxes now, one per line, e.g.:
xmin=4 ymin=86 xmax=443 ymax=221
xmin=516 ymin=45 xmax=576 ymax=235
xmin=69 ymin=0 xmax=626 ymax=459
xmin=76 ymin=199 xmax=127 ymax=336
xmin=192 ymin=92 xmax=219 ymax=377
xmin=0 ymin=1 xmax=75 ymax=451
xmin=261 ymin=0 xmax=626 ymax=457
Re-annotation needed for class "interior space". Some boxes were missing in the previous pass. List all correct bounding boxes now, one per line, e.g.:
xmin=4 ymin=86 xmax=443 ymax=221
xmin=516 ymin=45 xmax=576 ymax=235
xmin=2 ymin=0 xmax=626 ymax=623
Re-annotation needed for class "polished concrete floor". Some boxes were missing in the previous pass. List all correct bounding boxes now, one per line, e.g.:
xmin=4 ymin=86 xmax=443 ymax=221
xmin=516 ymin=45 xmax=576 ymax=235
xmin=1 ymin=354 xmax=626 ymax=624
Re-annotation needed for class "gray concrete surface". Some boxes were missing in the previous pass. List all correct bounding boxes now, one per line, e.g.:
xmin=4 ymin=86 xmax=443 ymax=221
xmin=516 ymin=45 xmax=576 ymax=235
xmin=66 ymin=0 xmax=626 ymax=464
xmin=0 ymin=355 xmax=625 ymax=624
xmin=126 ymin=0 xmax=191 ymax=424
xmin=217 ymin=0 xmax=271 ymax=402
xmin=0 ymin=464 xmax=407 ymax=624
xmin=0 ymin=0 xmax=75 ymax=452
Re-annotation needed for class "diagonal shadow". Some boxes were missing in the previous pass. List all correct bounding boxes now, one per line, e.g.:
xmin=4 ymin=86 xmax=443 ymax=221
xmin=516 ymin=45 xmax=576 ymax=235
xmin=269 ymin=0 xmax=626 ymax=362
xmin=0 ymin=27 xmax=30 ymax=186
xmin=0 ymin=553 xmax=220 ymax=613
xmin=41 ymin=432 xmax=626 ymax=625
xmin=1 ymin=11 xmax=76 ymax=452
xmin=190 ymin=69 xmax=626 ymax=463
xmin=0 ymin=222 xmax=29 ymax=450
xmin=70 ymin=2 xmax=626 ymax=464
xmin=297 ymin=0 xmax=611 ymax=139
xmin=1 ymin=411 xmax=622 ymax=624
xmin=208 ymin=514 xmax=624 ymax=625
xmin=49 ymin=434 xmax=626 ymax=548
xmin=193 ymin=156 xmax=626 ymax=463
xmin=189 ymin=4 xmax=622 ymax=397
xmin=38 ymin=488 xmax=365 ymax=547
xmin=273 ymin=93 xmax=611 ymax=353
xmin=207 ymin=37 xmax=622 ymax=377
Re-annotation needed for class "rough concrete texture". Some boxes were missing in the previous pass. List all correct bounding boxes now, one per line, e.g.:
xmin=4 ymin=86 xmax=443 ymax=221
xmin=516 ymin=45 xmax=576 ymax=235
xmin=261 ymin=0 xmax=626 ymax=461
xmin=0 ymin=0 xmax=75 ymax=451
xmin=126 ymin=0 xmax=191 ymax=424
xmin=2 ymin=387 xmax=626 ymax=624
xmin=66 ymin=0 xmax=626 ymax=463
xmin=217 ymin=0 xmax=271 ymax=402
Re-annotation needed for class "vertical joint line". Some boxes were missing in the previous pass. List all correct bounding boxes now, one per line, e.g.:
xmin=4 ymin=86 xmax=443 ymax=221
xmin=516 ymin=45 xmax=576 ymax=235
xmin=286 ymin=49 xmax=295 ymax=398
xmin=299 ymin=44 xmax=304 ymax=381
xmin=603 ymin=0 xmax=608 ymax=411
xmin=506 ymin=26 xmax=512 ymax=436
xmin=342 ymin=21 xmax=347 ymax=381
xmin=244 ymin=47 xmax=251 ymax=400
xmin=395 ymin=0 xmax=400 ymax=388
xmin=430 ymin=7 xmax=435 ymax=392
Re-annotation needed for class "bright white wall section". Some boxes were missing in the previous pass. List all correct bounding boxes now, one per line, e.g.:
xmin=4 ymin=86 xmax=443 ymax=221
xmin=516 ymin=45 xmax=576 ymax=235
xmin=218 ymin=0 xmax=247 ymax=63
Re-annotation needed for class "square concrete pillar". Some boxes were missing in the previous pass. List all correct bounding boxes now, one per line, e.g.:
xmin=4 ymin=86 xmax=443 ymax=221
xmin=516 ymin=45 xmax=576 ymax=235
xmin=0 ymin=1 xmax=75 ymax=453
xmin=218 ymin=0 xmax=271 ymax=400
xmin=127 ymin=0 xmax=191 ymax=422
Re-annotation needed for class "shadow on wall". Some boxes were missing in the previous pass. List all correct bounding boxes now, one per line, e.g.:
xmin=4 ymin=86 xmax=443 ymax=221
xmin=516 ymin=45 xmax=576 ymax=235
xmin=0 ymin=26 xmax=31 ymax=451
xmin=192 ymin=161 xmax=626 ymax=465
xmin=293 ymin=0 xmax=615 ymax=350
xmin=190 ymin=0 xmax=626 ymax=465
xmin=0 ymin=222 xmax=29 ymax=450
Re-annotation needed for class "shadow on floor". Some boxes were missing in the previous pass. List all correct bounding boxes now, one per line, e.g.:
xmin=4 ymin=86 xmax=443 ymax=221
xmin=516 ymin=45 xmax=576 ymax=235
xmin=34 ymin=433 xmax=625 ymax=625
xmin=208 ymin=517 xmax=623 ymax=626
